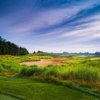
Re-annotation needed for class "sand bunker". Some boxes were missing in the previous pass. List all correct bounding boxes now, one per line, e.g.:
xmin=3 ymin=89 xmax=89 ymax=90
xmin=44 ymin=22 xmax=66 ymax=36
xmin=20 ymin=58 xmax=68 ymax=67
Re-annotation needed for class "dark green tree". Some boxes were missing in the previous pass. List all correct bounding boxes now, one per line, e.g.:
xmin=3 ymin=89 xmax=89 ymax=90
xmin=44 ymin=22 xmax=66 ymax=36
xmin=0 ymin=36 xmax=29 ymax=55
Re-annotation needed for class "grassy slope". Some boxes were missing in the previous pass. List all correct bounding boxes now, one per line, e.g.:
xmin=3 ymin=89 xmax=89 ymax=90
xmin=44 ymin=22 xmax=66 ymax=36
xmin=0 ymin=94 xmax=20 ymax=100
xmin=0 ymin=76 xmax=99 ymax=100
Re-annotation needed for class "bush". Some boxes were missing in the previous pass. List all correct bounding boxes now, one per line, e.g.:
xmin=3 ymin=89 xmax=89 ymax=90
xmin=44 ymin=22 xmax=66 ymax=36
xmin=0 ymin=66 xmax=3 ymax=72
xmin=19 ymin=62 xmax=100 ymax=82
xmin=0 ymin=61 xmax=23 ymax=73
xmin=19 ymin=65 xmax=43 ymax=76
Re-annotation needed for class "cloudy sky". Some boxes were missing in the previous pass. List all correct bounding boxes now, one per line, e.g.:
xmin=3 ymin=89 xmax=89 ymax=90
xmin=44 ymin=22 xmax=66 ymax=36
xmin=0 ymin=0 xmax=100 ymax=53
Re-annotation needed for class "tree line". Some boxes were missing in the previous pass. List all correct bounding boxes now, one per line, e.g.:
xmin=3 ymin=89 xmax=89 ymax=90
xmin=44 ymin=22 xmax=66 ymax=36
xmin=0 ymin=36 xmax=29 ymax=55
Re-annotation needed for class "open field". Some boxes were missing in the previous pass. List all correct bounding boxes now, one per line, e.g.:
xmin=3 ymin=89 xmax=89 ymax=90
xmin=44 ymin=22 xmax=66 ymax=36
xmin=0 ymin=54 xmax=100 ymax=100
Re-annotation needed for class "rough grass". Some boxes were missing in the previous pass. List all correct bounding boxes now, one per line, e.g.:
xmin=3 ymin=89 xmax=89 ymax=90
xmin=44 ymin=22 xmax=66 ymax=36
xmin=19 ymin=58 xmax=100 ymax=93
xmin=0 ymin=61 xmax=25 ymax=74
xmin=0 ymin=55 xmax=52 ymax=63
xmin=19 ymin=60 xmax=100 ymax=82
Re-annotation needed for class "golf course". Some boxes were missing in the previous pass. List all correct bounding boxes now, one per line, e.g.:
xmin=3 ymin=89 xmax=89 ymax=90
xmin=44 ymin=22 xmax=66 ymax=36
xmin=0 ymin=54 xmax=100 ymax=100
xmin=0 ymin=0 xmax=100 ymax=99
xmin=0 ymin=76 xmax=99 ymax=100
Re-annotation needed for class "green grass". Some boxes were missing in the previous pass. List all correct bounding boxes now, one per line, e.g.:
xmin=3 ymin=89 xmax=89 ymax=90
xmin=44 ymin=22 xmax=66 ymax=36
xmin=0 ymin=54 xmax=52 ymax=74
xmin=0 ymin=61 xmax=25 ymax=75
xmin=0 ymin=55 xmax=52 ymax=63
xmin=18 ymin=57 xmax=100 ymax=93
xmin=19 ymin=61 xmax=100 ymax=82
xmin=0 ymin=94 xmax=20 ymax=100
xmin=0 ymin=76 xmax=99 ymax=100
xmin=0 ymin=55 xmax=100 ymax=99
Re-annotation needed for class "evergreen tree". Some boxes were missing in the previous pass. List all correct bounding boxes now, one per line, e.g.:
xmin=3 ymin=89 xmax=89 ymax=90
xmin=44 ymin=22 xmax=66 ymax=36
xmin=0 ymin=36 xmax=29 ymax=55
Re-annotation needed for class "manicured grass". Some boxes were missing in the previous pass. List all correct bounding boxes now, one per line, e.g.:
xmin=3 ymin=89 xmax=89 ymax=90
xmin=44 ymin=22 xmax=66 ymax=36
xmin=0 ymin=76 xmax=99 ymax=100
xmin=0 ymin=94 xmax=20 ymax=100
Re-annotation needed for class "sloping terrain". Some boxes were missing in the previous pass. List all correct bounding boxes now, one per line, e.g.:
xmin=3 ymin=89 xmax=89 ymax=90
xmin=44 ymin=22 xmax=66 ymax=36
xmin=0 ymin=76 xmax=99 ymax=100
xmin=0 ymin=94 xmax=20 ymax=100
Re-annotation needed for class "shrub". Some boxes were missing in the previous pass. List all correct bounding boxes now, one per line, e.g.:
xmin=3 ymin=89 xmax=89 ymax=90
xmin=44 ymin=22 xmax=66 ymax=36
xmin=19 ymin=65 xmax=43 ymax=76
xmin=0 ymin=66 xmax=3 ymax=72
xmin=19 ymin=63 xmax=100 ymax=81
xmin=0 ymin=61 xmax=23 ymax=73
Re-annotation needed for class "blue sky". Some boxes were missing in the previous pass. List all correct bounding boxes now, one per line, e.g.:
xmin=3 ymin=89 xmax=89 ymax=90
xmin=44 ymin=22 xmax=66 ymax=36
xmin=0 ymin=0 xmax=100 ymax=53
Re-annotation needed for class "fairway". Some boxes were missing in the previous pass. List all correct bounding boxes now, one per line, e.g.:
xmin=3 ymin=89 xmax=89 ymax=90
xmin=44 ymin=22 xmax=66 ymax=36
xmin=0 ymin=94 xmax=20 ymax=100
xmin=0 ymin=76 xmax=99 ymax=100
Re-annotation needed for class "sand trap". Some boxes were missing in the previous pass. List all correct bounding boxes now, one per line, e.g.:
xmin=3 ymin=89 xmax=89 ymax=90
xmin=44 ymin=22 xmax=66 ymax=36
xmin=20 ymin=58 xmax=68 ymax=67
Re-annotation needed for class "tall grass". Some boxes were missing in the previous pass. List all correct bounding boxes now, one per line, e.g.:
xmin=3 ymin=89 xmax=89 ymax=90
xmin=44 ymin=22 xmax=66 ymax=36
xmin=19 ymin=60 xmax=100 ymax=82
xmin=0 ymin=55 xmax=52 ymax=63
xmin=0 ymin=61 xmax=25 ymax=73
xmin=20 ymin=65 xmax=43 ymax=76
xmin=0 ymin=55 xmax=100 ymax=86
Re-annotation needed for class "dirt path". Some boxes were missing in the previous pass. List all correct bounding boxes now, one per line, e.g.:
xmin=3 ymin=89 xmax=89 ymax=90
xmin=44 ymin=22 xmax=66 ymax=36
xmin=20 ymin=58 xmax=68 ymax=67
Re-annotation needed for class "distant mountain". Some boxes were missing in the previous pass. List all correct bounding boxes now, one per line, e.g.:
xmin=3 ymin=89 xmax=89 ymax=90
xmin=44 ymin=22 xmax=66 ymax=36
xmin=62 ymin=52 xmax=92 ymax=55
xmin=95 ymin=52 xmax=100 ymax=56
xmin=48 ymin=51 xmax=100 ymax=56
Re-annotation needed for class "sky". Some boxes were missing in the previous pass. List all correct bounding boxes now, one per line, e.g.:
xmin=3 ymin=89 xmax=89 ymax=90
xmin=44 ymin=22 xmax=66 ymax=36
xmin=0 ymin=0 xmax=100 ymax=53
